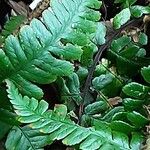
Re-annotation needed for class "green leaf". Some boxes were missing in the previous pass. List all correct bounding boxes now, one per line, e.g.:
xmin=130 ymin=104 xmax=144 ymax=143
xmin=60 ymin=73 xmax=82 ymax=105
xmin=86 ymin=0 xmax=102 ymax=9
xmin=94 ymin=22 xmax=106 ymax=45
xmin=111 ymin=35 xmax=131 ymax=53
xmin=136 ymin=48 xmax=146 ymax=57
xmin=138 ymin=33 xmax=148 ymax=45
xmin=6 ymin=81 xmax=143 ymax=150
xmin=127 ymin=111 xmax=149 ymax=128
xmin=110 ymin=121 xmax=135 ymax=135
xmin=108 ymin=49 xmax=143 ymax=76
xmin=92 ymin=74 xmax=113 ymax=90
xmin=131 ymin=5 xmax=150 ymax=17
xmin=76 ymin=66 xmax=88 ymax=84
xmin=122 ymin=82 xmax=149 ymax=99
xmin=120 ymin=45 xmax=140 ymax=59
xmin=85 ymin=101 xmax=108 ymax=115
xmin=53 ymin=104 xmax=67 ymax=120
xmin=112 ymin=112 xmax=128 ymax=122
xmin=81 ymin=43 xmax=97 ymax=67
xmin=94 ymin=59 xmax=108 ymax=77
xmin=109 ymin=35 xmax=144 ymax=77
xmin=79 ymin=135 xmax=103 ymax=150
xmin=123 ymin=98 xmax=144 ymax=111
xmin=92 ymin=73 xmax=122 ymax=97
xmin=92 ymin=120 xmax=112 ymax=139
xmin=5 ymin=126 xmax=52 ymax=150
xmin=114 ymin=0 xmax=137 ymax=7
xmin=49 ymin=44 xmax=83 ymax=60
xmin=113 ymin=8 xmax=131 ymax=29
xmin=141 ymin=66 xmax=150 ymax=83
xmin=101 ymin=106 xmax=124 ymax=122
xmin=112 ymin=131 xmax=129 ymax=149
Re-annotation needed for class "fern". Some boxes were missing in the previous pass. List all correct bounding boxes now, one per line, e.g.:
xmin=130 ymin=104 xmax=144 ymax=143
xmin=0 ymin=0 xmax=103 ymax=99
xmin=6 ymin=80 xmax=143 ymax=150
xmin=108 ymin=34 xmax=149 ymax=76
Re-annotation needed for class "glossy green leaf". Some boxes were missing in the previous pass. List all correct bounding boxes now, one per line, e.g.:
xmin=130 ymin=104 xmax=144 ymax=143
xmin=112 ymin=112 xmax=128 ymax=122
xmin=110 ymin=121 xmax=135 ymax=135
xmin=79 ymin=135 xmax=103 ymax=150
xmin=93 ymin=73 xmax=122 ymax=97
xmin=138 ymin=32 xmax=148 ymax=45
xmin=120 ymin=45 xmax=140 ymax=59
xmin=60 ymin=73 xmax=82 ymax=105
xmin=5 ymin=126 xmax=52 ymax=150
xmin=141 ymin=66 xmax=150 ymax=83
xmin=131 ymin=5 xmax=150 ymax=17
xmin=94 ymin=59 xmax=108 ymax=77
xmin=114 ymin=0 xmax=137 ymax=7
xmin=92 ymin=73 xmax=114 ymax=90
xmin=136 ymin=48 xmax=146 ymax=57
xmin=123 ymin=98 xmax=144 ymax=111
xmin=101 ymin=106 xmax=124 ymax=122
xmin=81 ymin=43 xmax=97 ymax=67
xmin=113 ymin=8 xmax=131 ymax=29
xmin=85 ymin=101 xmax=108 ymax=115
xmin=94 ymin=22 xmax=106 ymax=45
xmin=112 ymin=131 xmax=129 ymax=149
xmin=127 ymin=111 xmax=149 ymax=128
xmin=49 ymin=44 xmax=83 ymax=60
xmin=111 ymin=35 xmax=131 ymax=53
xmin=122 ymin=82 xmax=149 ymax=99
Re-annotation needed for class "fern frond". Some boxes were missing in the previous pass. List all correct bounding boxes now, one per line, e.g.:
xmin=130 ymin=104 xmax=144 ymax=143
xmin=108 ymin=35 xmax=148 ymax=76
xmin=6 ymin=81 xmax=143 ymax=150
xmin=5 ymin=126 xmax=52 ymax=150
xmin=0 ymin=0 xmax=103 ymax=99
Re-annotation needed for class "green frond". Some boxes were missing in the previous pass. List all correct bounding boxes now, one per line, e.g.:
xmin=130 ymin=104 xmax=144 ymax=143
xmin=6 ymin=81 xmax=143 ymax=150
xmin=108 ymin=34 xmax=148 ymax=77
xmin=5 ymin=126 xmax=52 ymax=150
xmin=0 ymin=0 xmax=103 ymax=99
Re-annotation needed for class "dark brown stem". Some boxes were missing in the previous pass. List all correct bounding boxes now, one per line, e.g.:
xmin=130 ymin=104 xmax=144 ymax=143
xmin=102 ymin=0 xmax=108 ymax=20
xmin=79 ymin=16 xmax=144 ymax=123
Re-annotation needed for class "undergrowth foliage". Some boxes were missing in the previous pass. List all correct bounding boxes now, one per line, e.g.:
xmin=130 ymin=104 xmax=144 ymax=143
xmin=0 ymin=0 xmax=150 ymax=149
